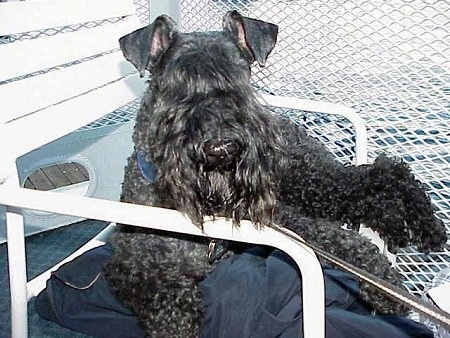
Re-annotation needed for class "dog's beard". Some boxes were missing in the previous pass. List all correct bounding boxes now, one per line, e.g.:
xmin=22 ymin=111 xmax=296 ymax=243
xmin=155 ymin=153 xmax=277 ymax=228
xmin=197 ymin=170 xmax=237 ymax=219
xmin=190 ymin=155 xmax=277 ymax=227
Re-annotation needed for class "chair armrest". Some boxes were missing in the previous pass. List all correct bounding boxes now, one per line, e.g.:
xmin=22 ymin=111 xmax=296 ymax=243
xmin=0 ymin=186 xmax=325 ymax=338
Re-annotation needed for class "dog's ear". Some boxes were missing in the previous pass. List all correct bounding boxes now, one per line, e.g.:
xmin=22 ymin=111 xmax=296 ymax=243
xmin=119 ymin=15 xmax=177 ymax=76
xmin=223 ymin=10 xmax=278 ymax=67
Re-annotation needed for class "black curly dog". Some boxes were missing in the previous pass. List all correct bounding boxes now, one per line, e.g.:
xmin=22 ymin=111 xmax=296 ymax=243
xmin=104 ymin=11 xmax=447 ymax=337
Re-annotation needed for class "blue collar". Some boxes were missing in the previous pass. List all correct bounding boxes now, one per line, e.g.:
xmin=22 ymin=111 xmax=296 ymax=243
xmin=137 ymin=151 xmax=155 ymax=183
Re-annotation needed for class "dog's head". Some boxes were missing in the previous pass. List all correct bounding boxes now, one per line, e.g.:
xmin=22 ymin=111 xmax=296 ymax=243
xmin=120 ymin=11 xmax=282 ymax=226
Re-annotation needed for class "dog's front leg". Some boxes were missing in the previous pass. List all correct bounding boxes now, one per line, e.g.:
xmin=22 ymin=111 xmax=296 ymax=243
xmin=278 ymin=125 xmax=447 ymax=253
xmin=104 ymin=230 xmax=208 ymax=337
xmin=274 ymin=205 xmax=409 ymax=315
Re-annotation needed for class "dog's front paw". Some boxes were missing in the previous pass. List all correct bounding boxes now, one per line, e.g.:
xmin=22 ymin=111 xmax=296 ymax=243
xmin=360 ymin=155 xmax=448 ymax=252
xmin=415 ymin=216 xmax=447 ymax=252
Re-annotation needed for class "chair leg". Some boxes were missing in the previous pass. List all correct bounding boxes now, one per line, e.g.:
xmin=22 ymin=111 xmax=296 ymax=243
xmin=5 ymin=171 xmax=28 ymax=338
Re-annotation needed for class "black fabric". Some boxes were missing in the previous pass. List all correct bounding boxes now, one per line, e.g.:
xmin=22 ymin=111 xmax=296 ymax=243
xmin=199 ymin=247 xmax=433 ymax=338
xmin=35 ymin=245 xmax=145 ymax=338
xmin=35 ymin=245 xmax=432 ymax=338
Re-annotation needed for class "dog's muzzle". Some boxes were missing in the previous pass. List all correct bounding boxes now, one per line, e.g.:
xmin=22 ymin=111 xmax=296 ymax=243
xmin=203 ymin=140 xmax=241 ymax=171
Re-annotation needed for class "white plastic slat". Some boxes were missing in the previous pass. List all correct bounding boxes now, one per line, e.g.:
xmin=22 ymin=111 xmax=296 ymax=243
xmin=0 ymin=16 xmax=142 ymax=82
xmin=0 ymin=0 xmax=137 ymax=36
xmin=0 ymin=52 xmax=137 ymax=124
xmin=0 ymin=74 xmax=146 ymax=177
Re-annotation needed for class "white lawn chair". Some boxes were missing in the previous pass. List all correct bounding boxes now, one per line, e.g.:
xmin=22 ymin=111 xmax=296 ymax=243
xmin=0 ymin=1 xmax=369 ymax=337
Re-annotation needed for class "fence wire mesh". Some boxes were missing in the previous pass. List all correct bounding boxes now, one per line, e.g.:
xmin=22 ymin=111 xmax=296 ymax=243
xmin=179 ymin=0 xmax=450 ymax=296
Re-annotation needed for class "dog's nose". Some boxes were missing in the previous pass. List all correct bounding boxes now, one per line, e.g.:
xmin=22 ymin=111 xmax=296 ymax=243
xmin=203 ymin=140 xmax=241 ymax=171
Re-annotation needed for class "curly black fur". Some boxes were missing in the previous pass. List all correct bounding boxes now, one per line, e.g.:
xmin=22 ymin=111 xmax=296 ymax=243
xmin=104 ymin=11 xmax=447 ymax=337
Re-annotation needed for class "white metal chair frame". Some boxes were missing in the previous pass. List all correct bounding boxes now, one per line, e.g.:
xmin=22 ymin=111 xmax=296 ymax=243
xmin=0 ymin=1 xmax=368 ymax=337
